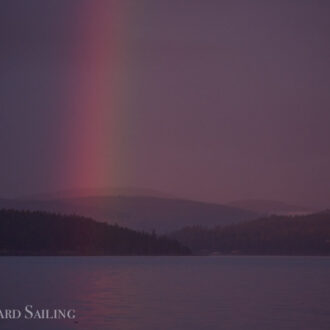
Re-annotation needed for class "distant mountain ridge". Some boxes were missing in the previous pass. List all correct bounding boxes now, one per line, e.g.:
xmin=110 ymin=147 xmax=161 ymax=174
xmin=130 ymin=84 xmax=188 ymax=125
xmin=0 ymin=195 xmax=258 ymax=232
xmin=21 ymin=187 xmax=176 ymax=200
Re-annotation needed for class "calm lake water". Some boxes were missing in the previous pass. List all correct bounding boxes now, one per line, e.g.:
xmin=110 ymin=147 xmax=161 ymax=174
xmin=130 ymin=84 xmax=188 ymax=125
xmin=0 ymin=256 xmax=329 ymax=330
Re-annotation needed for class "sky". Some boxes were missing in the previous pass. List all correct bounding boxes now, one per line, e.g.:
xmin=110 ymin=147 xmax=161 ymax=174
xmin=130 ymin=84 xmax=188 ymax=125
xmin=1 ymin=0 xmax=330 ymax=208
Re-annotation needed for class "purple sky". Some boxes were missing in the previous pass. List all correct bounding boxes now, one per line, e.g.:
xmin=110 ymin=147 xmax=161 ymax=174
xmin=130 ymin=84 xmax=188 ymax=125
xmin=1 ymin=0 xmax=330 ymax=208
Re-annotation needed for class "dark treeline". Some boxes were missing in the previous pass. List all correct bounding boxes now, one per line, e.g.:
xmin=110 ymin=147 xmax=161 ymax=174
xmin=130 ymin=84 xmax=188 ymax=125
xmin=0 ymin=209 xmax=191 ymax=256
xmin=170 ymin=212 xmax=330 ymax=255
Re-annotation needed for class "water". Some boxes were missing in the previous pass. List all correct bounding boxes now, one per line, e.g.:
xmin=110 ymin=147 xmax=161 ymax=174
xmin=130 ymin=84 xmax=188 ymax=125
xmin=0 ymin=256 xmax=329 ymax=330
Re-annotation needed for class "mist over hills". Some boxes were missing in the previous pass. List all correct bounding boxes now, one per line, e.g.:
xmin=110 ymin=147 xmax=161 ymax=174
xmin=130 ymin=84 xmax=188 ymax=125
xmin=0 ymin=195 xmax=258 ymax=233
xmin=227 ymin=199 xmax=315 ymax=216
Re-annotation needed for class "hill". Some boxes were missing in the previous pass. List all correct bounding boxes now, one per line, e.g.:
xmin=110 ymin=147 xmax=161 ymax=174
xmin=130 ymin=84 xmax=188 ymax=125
xmin=0 ymin=196 xmax=258 ymax=232
xmin=21 ymin=187 xmax=176 ymax=200
xmin=170 ymin=212 xmax=330 ymax=255
xmin=0 ymin=209 xmax=190 ymax=256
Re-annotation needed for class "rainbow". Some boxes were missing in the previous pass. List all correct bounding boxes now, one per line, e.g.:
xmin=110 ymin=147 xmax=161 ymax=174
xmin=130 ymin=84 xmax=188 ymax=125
xmin=58 ymin=1 xmax=130 ymax=190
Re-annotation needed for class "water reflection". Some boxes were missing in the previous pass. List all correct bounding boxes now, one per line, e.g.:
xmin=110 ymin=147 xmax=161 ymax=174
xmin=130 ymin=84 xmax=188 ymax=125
xmin=0 ymin=257 xmax=329 ymax=330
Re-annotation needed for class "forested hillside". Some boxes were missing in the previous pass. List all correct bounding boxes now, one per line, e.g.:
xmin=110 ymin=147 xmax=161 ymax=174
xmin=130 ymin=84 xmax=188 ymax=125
xmin=0 ymin=209 xmax=190 ymax=256
xmin=170 ymin=212 xmax=330 ymax=255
